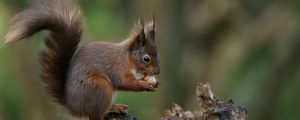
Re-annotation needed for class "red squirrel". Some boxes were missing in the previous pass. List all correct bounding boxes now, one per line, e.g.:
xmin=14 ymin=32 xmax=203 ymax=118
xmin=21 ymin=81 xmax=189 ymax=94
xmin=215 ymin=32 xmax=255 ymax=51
xmin=5 ymin=0 xmax=160 ymax=119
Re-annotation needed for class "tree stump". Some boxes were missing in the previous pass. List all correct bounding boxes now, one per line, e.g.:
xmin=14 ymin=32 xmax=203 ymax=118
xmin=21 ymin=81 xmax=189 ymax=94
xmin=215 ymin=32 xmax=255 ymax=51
xmin=160 ymin=83 xmax=247 ymax=120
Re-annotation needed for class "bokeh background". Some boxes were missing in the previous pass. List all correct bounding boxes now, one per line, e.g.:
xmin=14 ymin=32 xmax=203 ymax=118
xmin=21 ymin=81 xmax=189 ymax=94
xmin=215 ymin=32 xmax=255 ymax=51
xmin=1 ymin=0 xmax=300 ymax=120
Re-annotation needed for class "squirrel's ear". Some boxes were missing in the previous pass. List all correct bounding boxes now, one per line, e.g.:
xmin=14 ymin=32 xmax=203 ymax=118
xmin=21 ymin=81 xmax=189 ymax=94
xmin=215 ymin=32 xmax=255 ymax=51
xmin=129 ymin=19 xmax=146 ymax=51
xmin=145 ymin=14 xmax=155 ymax=42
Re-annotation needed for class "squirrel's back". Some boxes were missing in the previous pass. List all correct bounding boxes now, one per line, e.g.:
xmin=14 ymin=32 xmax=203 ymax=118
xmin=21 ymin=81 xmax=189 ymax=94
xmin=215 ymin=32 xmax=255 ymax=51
xmin=67 ymin=41 xmax=129 ymax=78
xmin=5 ymin=0 xmax=84 ymax=105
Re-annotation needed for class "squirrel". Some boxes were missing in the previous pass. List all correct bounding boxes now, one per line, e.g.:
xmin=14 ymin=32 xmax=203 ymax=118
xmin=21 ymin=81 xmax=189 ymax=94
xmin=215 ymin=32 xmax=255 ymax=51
xmin=5 ymin=0 xmax=160 ymax=120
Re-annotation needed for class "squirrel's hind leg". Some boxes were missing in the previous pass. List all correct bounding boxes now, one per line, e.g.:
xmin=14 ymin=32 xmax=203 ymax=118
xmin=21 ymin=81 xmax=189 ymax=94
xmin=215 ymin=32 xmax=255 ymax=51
xmin=66 ymin=70 xmax=113 ymax=120
xmin=109 ymin=104 xmax=128 ymax=114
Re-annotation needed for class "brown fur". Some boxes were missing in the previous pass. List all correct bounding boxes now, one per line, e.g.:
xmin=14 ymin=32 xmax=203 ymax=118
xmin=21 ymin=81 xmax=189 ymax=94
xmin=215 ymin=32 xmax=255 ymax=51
xmin=5 ymin=0 xmax=159 ymax=120
xmin=5 ymin=0 xmax=84 ymax=105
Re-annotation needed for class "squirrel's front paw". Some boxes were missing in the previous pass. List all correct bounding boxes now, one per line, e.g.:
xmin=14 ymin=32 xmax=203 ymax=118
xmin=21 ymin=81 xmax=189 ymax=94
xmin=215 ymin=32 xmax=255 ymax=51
xmin=138 ymin=81 xmax=155 ymax=92
xmin=154 ymin=80 xmax=160 ymax=88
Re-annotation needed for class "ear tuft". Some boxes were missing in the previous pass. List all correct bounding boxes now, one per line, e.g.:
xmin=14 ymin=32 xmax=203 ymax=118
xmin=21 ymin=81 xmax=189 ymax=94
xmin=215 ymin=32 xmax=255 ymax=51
xmin=150 ymin=12 xmax=155 ymax=29
xmin=138 ymin=18 xmax=145 ymax=28
xmin=129 ymin=18 xmax=146 ymax=51
xmin=145 ymin=14 xmax=156 ymax=42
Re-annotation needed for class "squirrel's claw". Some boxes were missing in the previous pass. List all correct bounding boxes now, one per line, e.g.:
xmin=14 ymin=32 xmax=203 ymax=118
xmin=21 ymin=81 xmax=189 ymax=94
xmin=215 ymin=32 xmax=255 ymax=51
xmin=109 ymin=104 xmax=128 ymax=115
xmin=154 ymin=80 xmax=160 ymax=88
xmin=147 ymin=87 xmax=155 ymax=92
xmin=146 ymin=84 xmax=155 ymax=92
xmin=104 ymin=104 xmax=130 ymax=119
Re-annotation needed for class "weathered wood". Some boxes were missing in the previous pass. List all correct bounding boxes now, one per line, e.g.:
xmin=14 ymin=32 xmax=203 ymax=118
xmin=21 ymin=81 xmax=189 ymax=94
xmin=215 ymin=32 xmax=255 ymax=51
xmin=160 ymin=83 xmax=247 ymax=120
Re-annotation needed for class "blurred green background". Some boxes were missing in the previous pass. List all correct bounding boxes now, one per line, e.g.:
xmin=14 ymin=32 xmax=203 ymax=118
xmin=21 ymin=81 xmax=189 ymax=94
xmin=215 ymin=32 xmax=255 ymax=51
xmin=1 ymin=0 xmax=300 ymax=120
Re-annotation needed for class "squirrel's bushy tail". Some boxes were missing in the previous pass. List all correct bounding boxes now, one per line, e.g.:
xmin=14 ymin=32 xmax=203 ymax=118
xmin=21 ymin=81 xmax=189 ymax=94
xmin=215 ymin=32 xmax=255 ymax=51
xmin=5 ymin=0 xmax=84 ymax=105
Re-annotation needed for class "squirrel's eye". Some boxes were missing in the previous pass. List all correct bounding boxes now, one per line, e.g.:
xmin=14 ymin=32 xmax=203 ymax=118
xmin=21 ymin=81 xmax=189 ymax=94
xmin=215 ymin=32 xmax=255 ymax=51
xmin=142 ymin=54 xmax=151 ymax=63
